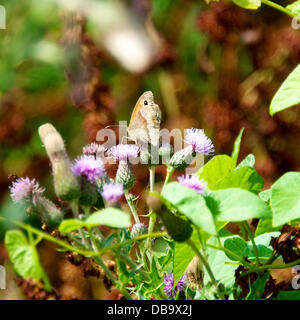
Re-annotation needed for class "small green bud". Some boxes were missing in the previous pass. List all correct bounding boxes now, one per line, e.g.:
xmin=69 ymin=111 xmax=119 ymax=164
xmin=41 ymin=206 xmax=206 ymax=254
xmin=169 ymin=146 xmax=195 ymax=171
xmin=34 ymin=196 xmax=63 ymax=229
xmin=116 ymin=160 xmax=135 ymax=190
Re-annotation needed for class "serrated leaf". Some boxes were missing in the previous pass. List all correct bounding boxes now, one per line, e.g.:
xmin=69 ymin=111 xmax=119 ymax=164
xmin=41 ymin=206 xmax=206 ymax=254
xmin=59 ymin=208 xmax=131 ymax=233
xmin=5 ymin=230 xmax=51 ymax=291
xmin=270 ymin=64 xmax=300 ymax=115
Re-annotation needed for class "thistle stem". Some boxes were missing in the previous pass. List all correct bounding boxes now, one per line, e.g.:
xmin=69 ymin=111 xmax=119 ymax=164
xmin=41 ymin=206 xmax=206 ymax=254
xmin=124 ymin=191 xmax=140 ymax=223
xmin=163 ymin=166 xmax=175 ymax=187
xmin=186 ymin=238 xmax=225 ymax=300
xmin=70 ymin=200 xmax=90 ymax=248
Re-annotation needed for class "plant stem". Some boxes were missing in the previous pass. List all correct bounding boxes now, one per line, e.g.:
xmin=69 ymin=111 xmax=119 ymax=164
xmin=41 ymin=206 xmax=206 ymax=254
xmin=261 ymin=0 xmax=295 ymax=18
xmin=186 ymin=239 xmax=224 ymax=298
xmin=242 ymin=221 xmax=260 ymax=266
xmin=82 ymin=206 xmax=104 ymax=241
xmin=147 ymin=165 xmax=157 ymax=250
xmin=238 ymin=222 xmax=247 ymax=241
xmin=163 ymin=165 xmax=175 ymax=187
xmin=70 ymin=200 xmax=90 ymax=248
xmin=124 ymin=191 xmax=140 ymax=223
xmin=88 ymin=231 xmax=132 ymax=300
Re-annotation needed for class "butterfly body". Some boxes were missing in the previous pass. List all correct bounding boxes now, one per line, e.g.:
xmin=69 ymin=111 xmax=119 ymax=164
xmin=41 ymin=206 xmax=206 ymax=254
xmin=128 ymin=91 xmax=161 ymax=146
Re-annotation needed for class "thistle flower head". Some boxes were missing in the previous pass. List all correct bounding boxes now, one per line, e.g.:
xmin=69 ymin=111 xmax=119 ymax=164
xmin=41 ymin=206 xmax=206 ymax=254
xmin=72 ymin=155 xmax=105 ymax=183
xmin=83 ymin=143 xmax=106 ymax=158
xmin=101 ymin=182 xmax=124 ymax=203
xmin=178 ymin=175 xmax=207 ymax=194
xmin=10 ymin=177 xmax=44 ymax=204
xmin=163 ymin=273 xmax=186 ymax=298
xmin=108 ymin=144 xmax=139 ymax=161
xmin=184 ymin=128 xmax=214 ymax=155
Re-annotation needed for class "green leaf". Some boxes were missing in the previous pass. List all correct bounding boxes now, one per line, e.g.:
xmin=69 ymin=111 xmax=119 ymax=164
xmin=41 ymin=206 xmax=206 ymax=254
xmin=232 ymin=0 xmax=261 ymax=9
xmin=197 ymin=155 xmax=234 ymax=189
xmin=231 ymin=128 xmax=244 ymax=167
xmin=286 ymin=1 xmax=300 ymax=15
xmin=270 ymin=64 xmax=300 ymax=115
xmin=224 ymin=236 xmax=247 ymax=261
xmin=255 ymin=218 xmax=281 ymax=237
xmin=214 ymin=166 xmax=264 ymax=194
xmin=259 ymin=189 xmax=271 ymax=202
xmin=246 ymin=272 xmax=270 ymax=300
xmin=236 ymin=154 xmax=255 ymax=169
xmin=173 ymin=222 xmax=227 ymax=288
xmin=162 ymin=182 xmax=217 ymax=235
xmin=59 ymin=208 xmax=131 ymax=233
xmin=205 ymin=188 xmax=272 ymax=222
xmin=270 ymin=172 xmax=300 ymax=226
xmin=5 ymin=230 xmax=51 ymax=291
xmin=244 ymin=232 xmax=279 ymax=262
xmin=203 ymin=234 xmax=238 ymax=289
xmin=273 ymin=290 xmax=300 ymax=300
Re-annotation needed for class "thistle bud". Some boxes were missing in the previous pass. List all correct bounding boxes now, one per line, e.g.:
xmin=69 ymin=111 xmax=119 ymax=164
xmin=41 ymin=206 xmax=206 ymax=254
xmin=130 ymin=223 xmax=147 ymax=238
xmin=169 ymin=145 xmax=195 ymax=171
xmin=78 ymin=176 xmax=98 ymax=207
xmin=116 ymin=160 xmax=135 ymax=190
xmin=34 ymin=196 xmax=63 ymax=229
xmin=38 ymin=123 xmax=80 ymax=201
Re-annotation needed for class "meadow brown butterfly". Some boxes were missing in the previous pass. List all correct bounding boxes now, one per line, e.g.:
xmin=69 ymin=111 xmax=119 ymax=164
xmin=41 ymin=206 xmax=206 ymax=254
xmin=127 ymin=91 xmax=161 ymax=147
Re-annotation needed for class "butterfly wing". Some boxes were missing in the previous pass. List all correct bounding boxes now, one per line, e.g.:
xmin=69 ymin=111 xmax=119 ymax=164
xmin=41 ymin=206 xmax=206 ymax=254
xmin=128 ymin=91 xmax=161 ymax=146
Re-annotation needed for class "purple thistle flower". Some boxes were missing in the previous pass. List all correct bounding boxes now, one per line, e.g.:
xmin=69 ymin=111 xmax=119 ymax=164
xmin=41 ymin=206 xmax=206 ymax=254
xmin=101 ymin=182 xmax=124 ymax=203
xmin=83 ymin=143 xmax=106 ymax=158
xmin=72 ymin=155 xmax=105 ymax=183
xmin=184 ymin=128 xmax=214 ymax=155
xmin=10 ymin=177 xmax=44 ymax=204
xmin=108 ymin=144 xmax=139 ymax=161
xmin=178 ymin=175 xmax=207 ymax=194
xmin=163 ymin=273 xmax=186 ymax=298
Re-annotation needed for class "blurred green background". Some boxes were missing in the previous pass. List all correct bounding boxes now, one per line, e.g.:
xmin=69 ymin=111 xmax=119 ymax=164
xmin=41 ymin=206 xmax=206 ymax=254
xmin=0 ymin=0 xmax=299 ymax=299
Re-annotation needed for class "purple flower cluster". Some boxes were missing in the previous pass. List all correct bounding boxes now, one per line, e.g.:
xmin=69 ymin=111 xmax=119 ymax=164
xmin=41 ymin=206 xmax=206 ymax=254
xmin=101 ymin=182 xmax=124 ymax=203
xmin=10 ymin=177 xmax=44 ymax=204
xmin=163 ymin=273 xmax=186 ymax=298
xmin=184 ymin=128 xmax=214 ymax=156
xmin=72 ymin=155 xmax=105 ymax=183
xmin=178 ymin=175 xmax=207 ymax=194
xmin=108 ymin=144 xmax=139 ymax=161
